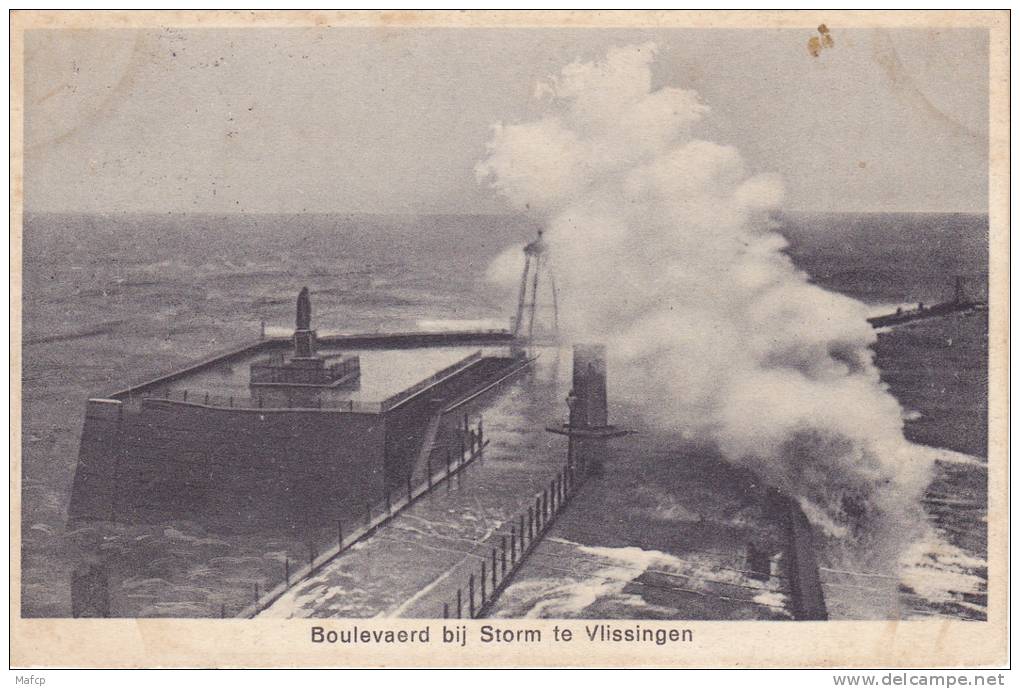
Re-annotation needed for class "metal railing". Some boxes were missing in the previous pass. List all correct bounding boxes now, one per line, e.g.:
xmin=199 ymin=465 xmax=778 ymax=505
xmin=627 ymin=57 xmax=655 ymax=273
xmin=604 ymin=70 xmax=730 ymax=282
xmin=141 ymin=389 xmax=384 ymax=413
xmin=140 ymin=352 xmax=485 ymax=414
xmin=444 ymin=458 xmax=586 ymax=619
xmin=249 ymin=356 xmax=360 ymax=386
xmin=236 ymin=417 xmax=488 ymax=618
xmin=378 ymin=351 xmax=482 ymax=411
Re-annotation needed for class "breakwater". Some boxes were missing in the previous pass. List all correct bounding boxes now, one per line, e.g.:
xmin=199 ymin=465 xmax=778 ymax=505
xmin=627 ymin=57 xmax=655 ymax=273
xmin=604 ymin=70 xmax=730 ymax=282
xmin=767 ymin=489 xmax=828 ymax=620
xmin=68 ymin=327 xmax=530 ymax=532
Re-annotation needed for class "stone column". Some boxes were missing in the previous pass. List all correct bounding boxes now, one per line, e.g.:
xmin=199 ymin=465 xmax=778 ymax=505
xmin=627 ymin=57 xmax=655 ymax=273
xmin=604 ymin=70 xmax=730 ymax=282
xmin=570 ymin=344 xmax=608 ymax=474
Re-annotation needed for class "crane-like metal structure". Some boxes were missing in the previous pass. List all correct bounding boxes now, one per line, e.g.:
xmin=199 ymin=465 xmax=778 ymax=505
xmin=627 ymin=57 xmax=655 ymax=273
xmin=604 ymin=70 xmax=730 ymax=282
xmin=512 ymin=229 xmax=559 ymax=343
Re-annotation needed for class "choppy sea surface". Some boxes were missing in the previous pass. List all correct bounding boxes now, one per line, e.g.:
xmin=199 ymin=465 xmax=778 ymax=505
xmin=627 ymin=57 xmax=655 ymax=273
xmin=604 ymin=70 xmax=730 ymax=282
xmin=20 ymin=211 xmax=988 ymax=619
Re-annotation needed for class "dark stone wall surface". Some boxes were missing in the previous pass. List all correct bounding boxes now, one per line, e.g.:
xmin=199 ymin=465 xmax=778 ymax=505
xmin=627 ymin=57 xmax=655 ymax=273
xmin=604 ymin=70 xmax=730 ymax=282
xmin=382 ymin=357 xmax=516 ymax=488
xmin=764 ymin=488 xmax=828 ymax=621
xmin=69 ymin=400 xmax=385 ymax=531
xmin=68 ymin=356 xmax=526 ymax=532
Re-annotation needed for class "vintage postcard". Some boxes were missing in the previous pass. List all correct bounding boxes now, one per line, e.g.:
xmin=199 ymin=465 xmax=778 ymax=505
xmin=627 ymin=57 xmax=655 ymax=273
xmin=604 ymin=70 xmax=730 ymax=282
xmin=10 ymin=10 xmax=1009 ymax=669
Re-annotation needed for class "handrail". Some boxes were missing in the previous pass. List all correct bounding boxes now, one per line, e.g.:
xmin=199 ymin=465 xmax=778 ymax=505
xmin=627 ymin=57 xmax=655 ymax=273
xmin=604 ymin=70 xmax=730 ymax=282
xmin=241 ymin=422 xmax=488 ymax=619
xmin=378 ymin=351 xmax=483 ymax=411
xmin=138 ymin=351 xmax=500 ymax=414
xmin=108 ymin=330 xmax=516 ymax=401
xmin=249 ymin=356 xmax=360 ymax=386
xmin=140 ymin=393 xmax=384 ymax=414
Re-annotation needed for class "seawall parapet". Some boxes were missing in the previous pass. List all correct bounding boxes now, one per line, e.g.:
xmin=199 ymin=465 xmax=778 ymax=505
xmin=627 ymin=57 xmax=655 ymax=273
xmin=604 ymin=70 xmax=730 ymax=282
xmin=68 ymin=335 xmax=531 ymax=531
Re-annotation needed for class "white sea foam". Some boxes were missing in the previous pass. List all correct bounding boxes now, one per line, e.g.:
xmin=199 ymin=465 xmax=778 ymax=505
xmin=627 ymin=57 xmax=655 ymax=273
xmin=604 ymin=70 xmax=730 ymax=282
xmin=922 ymin=446 xmax=987 ymax=468
xmin=262 ymin=579 xmax=357 ymax=619
xmin=797 ymin=498 xmax=850 ymax=540
xmin=162 ymin=526 xmax=227 ymax=547
xmin=416 ymin=319 xmax=507 ymax=332
xmin=753 ymin=590 xmax=787 ymax=609
xmin=506 ymin=540 xmax=786 ymax=618
xmin=900 ymin=530 xmax=987 ymax=608
xmin=635 ymin=486 xmax=704 ymax=523
xmin=478 ymin=42 xmax=932 ymax=583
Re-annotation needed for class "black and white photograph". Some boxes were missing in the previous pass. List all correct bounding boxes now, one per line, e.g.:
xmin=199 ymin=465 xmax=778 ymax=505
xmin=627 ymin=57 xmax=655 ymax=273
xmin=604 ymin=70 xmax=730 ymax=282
xmin=10 ymin=10 xmax=1008 ymax=669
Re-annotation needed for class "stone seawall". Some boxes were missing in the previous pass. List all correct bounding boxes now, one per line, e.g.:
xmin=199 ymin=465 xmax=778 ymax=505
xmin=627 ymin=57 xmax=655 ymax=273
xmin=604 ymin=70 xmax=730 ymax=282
xmin=767 ymin=489 xmax=828 ymax=620
xmin=69 ymin=400 xmax=386 ymax=531
xmin=68 ymin=353 xmax=530 ymax=532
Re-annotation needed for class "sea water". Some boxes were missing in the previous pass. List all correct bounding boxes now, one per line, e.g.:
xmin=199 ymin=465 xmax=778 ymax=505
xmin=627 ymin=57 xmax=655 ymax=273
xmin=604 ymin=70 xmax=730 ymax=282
xmin=20 ymin=211 xmax=988 ymax=619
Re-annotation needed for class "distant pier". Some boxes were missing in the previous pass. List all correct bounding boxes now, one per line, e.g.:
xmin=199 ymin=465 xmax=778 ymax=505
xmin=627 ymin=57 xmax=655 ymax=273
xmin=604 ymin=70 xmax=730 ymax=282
xmin=867 ymin=276 xmax=987 ymax=329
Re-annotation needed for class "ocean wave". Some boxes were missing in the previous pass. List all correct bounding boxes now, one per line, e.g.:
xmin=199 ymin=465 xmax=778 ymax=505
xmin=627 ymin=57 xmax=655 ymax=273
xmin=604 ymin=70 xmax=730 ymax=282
xmin=263 ymin=579 xmax=367 ymax=619
xmin=923 ymin=447 xmax=987 ymax=468
xmin=163 ymin=527 xmax=229 ymax=548
xmin=498 ymin=540 xmax=786 ymax=619
xmin=899 ymin=529 xmax=987 ymax=617
xmin=138 ymin=601 xmax=215 ymax=617
xmin=901 ymin=533 xmax=986 ymax=587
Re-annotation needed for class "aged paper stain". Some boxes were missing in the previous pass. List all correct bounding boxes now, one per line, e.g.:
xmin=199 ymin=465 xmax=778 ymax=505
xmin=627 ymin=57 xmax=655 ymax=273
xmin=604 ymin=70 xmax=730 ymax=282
xmin=808 ymin=24 xmax=835 ymax=57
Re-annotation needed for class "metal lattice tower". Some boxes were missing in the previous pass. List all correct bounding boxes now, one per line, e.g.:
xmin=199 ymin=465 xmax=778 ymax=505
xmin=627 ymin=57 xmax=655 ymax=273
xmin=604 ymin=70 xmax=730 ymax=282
xmin=512 ymin=229 xmax=559 ymax=343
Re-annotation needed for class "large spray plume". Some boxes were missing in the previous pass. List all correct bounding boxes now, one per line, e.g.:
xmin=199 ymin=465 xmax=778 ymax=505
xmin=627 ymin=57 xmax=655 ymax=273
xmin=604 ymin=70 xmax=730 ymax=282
xmin=477 ymin=44 xmax=931 ymax=583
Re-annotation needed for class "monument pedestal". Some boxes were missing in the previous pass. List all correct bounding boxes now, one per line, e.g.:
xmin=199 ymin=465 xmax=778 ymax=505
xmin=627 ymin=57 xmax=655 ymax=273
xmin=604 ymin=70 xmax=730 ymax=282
xmin=249 ymin=288 xmax=360 ymax=391
xmin=293 ymin=329 xmax=317 ymax=358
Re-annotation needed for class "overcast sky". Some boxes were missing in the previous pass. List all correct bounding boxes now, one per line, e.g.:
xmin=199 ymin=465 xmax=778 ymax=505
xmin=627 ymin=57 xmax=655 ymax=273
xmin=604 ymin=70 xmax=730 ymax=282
xmin=23 ymin=27 xmax=988 ymax=214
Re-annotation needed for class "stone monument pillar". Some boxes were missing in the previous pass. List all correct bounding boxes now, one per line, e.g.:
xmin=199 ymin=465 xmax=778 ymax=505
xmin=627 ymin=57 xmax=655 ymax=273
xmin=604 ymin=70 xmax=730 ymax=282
xmin=249 ymin=287 xmax=360 ymax=393
xmin=293 ymin=286 xmax=317 ymax=359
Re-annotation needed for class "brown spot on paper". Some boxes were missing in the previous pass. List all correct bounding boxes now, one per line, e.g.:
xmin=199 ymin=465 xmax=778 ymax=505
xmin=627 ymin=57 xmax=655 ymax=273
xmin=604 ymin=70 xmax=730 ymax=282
xmin=809 ymin=24 xmax=835 ymax=57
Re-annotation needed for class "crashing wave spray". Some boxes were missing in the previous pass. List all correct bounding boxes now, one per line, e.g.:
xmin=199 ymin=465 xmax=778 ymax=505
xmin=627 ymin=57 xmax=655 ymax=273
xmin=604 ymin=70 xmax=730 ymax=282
xmin=476 ymin=44 xmax=932 ymax=611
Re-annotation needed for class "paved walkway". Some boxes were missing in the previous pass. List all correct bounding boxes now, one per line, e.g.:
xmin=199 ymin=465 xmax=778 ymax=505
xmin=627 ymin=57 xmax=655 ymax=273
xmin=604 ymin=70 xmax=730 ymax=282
xmin=259 ymin=382 xmax=568 ymax=618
